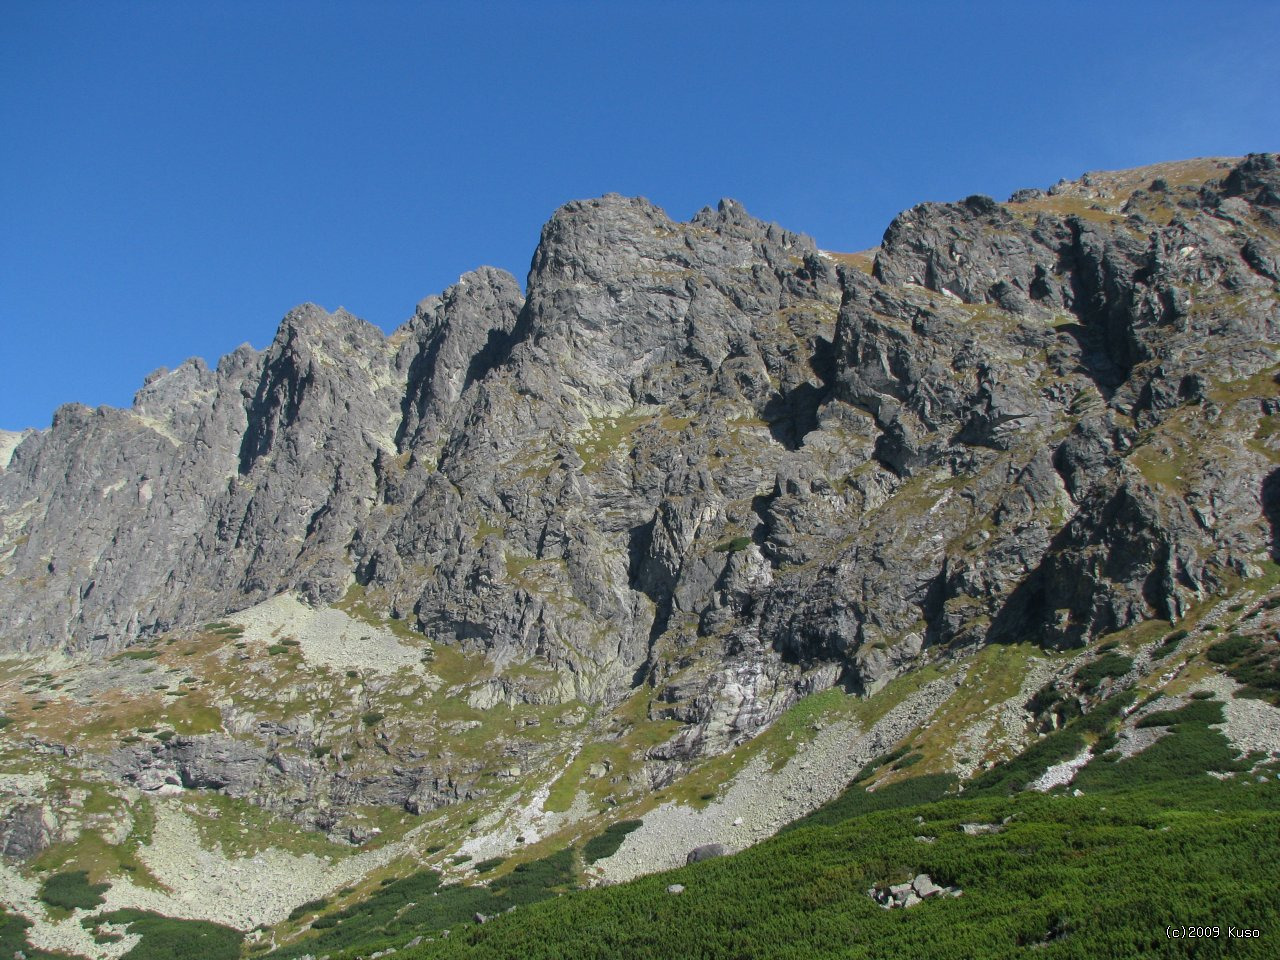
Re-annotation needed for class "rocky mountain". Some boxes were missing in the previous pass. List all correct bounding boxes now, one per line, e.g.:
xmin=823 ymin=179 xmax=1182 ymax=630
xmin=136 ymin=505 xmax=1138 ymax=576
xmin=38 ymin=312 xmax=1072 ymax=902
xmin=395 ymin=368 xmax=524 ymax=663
xmin=1 ymin=154 xmax=1279 ymax=959
xmin=5 ymin=155 xmax=1278 ymax=726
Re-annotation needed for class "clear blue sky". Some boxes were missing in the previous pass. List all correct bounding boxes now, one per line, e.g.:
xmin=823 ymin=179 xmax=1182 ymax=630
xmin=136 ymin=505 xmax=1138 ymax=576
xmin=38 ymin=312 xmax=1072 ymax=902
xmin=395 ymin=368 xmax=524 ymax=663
xmin=3 ymin=1 xmax=1278 ymax=430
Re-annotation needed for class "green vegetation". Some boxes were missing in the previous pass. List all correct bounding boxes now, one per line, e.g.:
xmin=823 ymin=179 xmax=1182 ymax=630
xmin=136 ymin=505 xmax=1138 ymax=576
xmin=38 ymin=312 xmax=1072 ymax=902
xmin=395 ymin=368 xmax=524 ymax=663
xmin=90 ymin=909 xmax=241 ymax=960
xmin=1150 ymin=629 xmax=1186 ymax=659
xmin=287 ymin=898 xmax=329 ymax=921
xmin=574 ymin=414 xmax=650 ymax=473
xmin=268 ymin=849 xmax=576 ymax=958
xmin=1205 ymin=634 xmax=1280 ymax=704
xmin=39 ymin=869 xmax=108 ymax=910
xmin=970 ymin=693 xmax=1133 ymax=795
xmin=783 ymin=773 xmax=957 ymax=832
xmin=582 ymin=819 xmax=643 ymax=864
xmin=851 ymin=746 xmax=910 ymax=783
xmin=1207 ymin=635 xmax=1259 ymax=664
xmin=473 ymin=857 xmax=505 ymax=874
xmin=1135 ymin=700 xmax=1224 ymax=729
xmin=1074 ymin=700 xmax=1246 ymax=792
xmin=373 ymin=757 xmax=1280 ymax=960
xmin=115 ymin=649 xmax=160 ymax=661
xmin=361 ymin=711 xmax=385 ymax=726
xmin=1 ymin=906 xmax=58 ymax=960
xmin=713 ymin=535 xmax=752 ymax=553
xmin=1072 ymin=652 xmax=1133 ymax=692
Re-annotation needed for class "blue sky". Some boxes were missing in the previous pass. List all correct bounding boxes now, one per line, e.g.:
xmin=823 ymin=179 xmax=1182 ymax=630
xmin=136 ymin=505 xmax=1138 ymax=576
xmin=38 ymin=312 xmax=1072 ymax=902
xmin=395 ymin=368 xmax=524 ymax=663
xmin=2 ymin=1 xmax=1278 ymax=430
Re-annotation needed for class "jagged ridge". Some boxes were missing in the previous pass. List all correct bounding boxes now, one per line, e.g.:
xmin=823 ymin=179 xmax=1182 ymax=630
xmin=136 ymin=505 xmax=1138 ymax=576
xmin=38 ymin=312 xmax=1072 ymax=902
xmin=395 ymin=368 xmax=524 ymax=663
xmin=1 ymin=155 xmax=1279 ymax=773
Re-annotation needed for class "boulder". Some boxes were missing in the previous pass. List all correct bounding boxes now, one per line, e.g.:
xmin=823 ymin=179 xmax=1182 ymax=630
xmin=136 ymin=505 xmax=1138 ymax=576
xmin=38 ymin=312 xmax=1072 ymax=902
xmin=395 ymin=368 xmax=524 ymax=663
xmin=686 ymin=843 xmax=727 ymax=864
xmin=912 ymin=873 xmax=943 ymax=898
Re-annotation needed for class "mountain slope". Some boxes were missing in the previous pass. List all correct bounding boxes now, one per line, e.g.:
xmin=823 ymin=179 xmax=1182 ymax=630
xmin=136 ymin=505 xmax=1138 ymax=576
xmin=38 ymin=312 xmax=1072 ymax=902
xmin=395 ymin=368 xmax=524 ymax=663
xmin=1 ymin=153 xmax=1279 ymax=959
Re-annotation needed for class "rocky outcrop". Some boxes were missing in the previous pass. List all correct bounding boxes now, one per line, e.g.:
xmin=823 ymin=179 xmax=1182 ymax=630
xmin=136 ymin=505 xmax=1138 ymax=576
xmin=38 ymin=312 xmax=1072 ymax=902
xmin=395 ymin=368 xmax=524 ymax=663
xmin=107 ymin=733 xmax=482 ymax=829
xmin=2 ymin=155 xmax=1278 ymax=777
xmin=868 ymin=873 xmax=961 ymax=909
xmin=0 ymin=429 xmax=33 ymax=472
xmin=0 ymin=802 xmax=54 ymax=861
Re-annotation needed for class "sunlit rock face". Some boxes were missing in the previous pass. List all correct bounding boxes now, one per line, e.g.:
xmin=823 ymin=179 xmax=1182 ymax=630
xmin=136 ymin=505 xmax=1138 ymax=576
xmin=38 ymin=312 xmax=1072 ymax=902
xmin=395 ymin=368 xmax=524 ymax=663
xmin=2 ymin=154 xmax=1278 ymax=763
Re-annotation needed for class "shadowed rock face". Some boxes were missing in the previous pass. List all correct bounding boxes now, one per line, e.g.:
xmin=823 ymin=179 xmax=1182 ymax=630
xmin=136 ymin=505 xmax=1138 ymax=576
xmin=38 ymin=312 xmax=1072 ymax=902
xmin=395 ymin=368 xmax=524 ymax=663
xmin=2 ymin=156 xmax=1279 ymax=760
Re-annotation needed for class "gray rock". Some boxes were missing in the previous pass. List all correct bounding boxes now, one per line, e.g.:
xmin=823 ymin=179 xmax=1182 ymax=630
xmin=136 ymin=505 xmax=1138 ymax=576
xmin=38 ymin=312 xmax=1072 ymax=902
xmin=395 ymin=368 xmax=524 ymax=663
xmin=912 ymin=873 xmax=943 ymax=898
xmin=2 ymin=154 xmax=1278 ymax=819
xmin=0 ymin=803 xmax=55 ymax=860
xmin=961 ymin=822 xmax=1006 ymax=836
xmin=685 ymin=842 xmax=727 ymax=864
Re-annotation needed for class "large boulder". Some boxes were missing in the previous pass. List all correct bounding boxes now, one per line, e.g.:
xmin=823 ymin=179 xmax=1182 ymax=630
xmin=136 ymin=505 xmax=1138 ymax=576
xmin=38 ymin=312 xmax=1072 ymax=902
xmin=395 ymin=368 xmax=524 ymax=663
xmin=686 ymin=842 xmax=727 ymax=864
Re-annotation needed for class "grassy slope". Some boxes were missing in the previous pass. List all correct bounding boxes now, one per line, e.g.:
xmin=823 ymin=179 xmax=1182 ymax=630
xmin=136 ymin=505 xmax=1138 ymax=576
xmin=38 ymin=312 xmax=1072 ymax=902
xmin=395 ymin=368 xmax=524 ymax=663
xmin=411 ymin=794 xmax=1276 ymax=960
xmin=313 ymin=696 xmax=1279 ymax=960
xmin=389 ymin=795 xmax=1278 ymax=959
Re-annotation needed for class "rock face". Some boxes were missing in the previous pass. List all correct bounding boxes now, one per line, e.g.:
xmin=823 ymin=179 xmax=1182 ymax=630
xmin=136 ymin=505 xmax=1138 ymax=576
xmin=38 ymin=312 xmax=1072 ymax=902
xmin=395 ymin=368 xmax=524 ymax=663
xmin=2 ymin=155 xmax=1279 ymax=776
xmin=0 ymin=429 xmax=32 ymax=471
xmin=0 ymin=802 xmax=54 ymax=861
xmin=105 ymin=733 xmax=478 ymax=828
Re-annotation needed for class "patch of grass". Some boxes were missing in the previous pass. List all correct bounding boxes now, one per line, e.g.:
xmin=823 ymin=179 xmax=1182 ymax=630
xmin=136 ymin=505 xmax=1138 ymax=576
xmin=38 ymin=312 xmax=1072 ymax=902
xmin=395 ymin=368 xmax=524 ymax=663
xmin=39 ymin=870 xmax=108 ymax=910
xmin=362 ymin=711 xmax=385 ymax=727
xmin=1 ymin=906 xmax=57 ymax=960
xmin=287 ymin=898 xmax=329 ymax=921
xmin=574 ymin=414 xmax=650 ymax=473
xmin=473 ymin=857 xmax=505 ymax=874
xmin=1073 ymin=652 xmax=1133 ymax=693
xmin=90 ymin=909 xmax=241 ymax=960
xmin=970 ymin=693 xmax=1133 ymax=795
xmin=1207 ymin=634 xmax=1260 ymax=664
xmin=267 ymin=849 xmax=576 ymax=959
xmin=400 ymin=775 xmax=1280 ymax=960
xmin=853 ymin=747 xmax=910 ymax=784
xmin=114 ymin=649 xmax=160 ymax=661
xmin=894 ymin=751 xmax=924 ymax=770
xmin=1135 ymin=700 xmax=1225 ymax=729
xmin=582 ymin=820 xmax=643 ymax=864
xmin=783 ymin=773 xmax=957 ymax=832
xmin=712 ymin=535 xmax=752 ymax=553
xmin=1204 ymin=632 xmax=1280 ymax=704
xmin=1151 ymin=629 xmax=1187 ymax=659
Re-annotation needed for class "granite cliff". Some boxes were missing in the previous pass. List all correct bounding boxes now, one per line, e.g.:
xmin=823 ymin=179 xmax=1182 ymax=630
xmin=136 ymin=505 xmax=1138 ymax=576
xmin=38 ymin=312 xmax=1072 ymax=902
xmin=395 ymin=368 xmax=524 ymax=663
xmin=0 ymin=153 xmax=1277 ymax=772
xmin=2 ymin=154 xmax=1280 ymax=958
